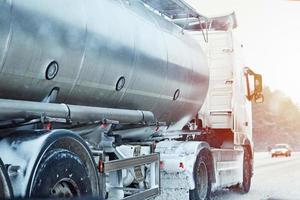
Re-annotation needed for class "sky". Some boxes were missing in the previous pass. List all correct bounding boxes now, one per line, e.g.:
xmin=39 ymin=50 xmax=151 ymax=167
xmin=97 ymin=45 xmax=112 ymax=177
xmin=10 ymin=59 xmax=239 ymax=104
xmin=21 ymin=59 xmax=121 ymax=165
xmin=185 ymin=0 xmax=300 ymax=104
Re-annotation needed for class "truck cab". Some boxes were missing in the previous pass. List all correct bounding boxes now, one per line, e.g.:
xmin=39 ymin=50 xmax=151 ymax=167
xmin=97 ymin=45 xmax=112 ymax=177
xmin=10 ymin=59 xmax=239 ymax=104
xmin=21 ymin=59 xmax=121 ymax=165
xmin=155 ymin=12 xmax=263 ymax=200
xmin=195 ymin=12 xmax=263 ymax=192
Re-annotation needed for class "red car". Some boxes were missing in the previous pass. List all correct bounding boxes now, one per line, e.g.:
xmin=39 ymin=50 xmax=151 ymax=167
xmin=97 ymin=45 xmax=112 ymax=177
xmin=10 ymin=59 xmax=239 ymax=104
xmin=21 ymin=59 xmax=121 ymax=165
xmin=271 ymin=144 xmax=292 ymax=157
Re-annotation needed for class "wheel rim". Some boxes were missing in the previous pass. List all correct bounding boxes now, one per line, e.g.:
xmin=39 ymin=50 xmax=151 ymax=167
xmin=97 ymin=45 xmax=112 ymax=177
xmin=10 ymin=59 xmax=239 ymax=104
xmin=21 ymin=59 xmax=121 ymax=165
xmin=51 ymin=178 xmax=80 ymax=198
xmin=196 ymin=162 xmax=208 ymax=199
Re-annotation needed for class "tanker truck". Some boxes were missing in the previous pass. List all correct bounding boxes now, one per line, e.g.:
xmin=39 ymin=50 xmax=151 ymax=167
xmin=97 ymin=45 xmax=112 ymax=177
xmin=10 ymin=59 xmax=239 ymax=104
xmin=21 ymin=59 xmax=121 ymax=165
xmin=0 ymin=0 xmax=263 ymax=199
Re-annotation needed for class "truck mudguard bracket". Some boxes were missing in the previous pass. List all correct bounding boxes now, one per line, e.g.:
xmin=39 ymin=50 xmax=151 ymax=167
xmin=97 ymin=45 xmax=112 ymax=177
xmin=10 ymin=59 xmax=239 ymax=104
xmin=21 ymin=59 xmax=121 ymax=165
xmin=104 ymin=153 xmax=159 ymax=173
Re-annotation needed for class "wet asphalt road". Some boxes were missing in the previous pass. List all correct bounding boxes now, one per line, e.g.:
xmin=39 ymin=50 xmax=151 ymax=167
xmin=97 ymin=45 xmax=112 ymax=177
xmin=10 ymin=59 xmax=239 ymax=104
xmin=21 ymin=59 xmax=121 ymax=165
xmin=212 ymin=152 xmax=300 ymax=200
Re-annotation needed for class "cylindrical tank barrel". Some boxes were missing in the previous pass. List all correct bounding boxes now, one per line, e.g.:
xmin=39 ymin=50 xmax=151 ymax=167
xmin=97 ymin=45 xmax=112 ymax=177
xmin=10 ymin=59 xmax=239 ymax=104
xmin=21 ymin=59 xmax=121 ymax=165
xmin=0 ymin=0 xmax=209 ymax=125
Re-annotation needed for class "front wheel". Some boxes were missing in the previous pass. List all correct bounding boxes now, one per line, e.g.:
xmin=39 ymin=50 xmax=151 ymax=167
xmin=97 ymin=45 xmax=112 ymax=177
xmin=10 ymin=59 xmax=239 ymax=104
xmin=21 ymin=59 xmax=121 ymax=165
xmin=239 ymin=147 xmax=252 ymax=193
xmin=190 ymin=150 xmax=212 ymax=200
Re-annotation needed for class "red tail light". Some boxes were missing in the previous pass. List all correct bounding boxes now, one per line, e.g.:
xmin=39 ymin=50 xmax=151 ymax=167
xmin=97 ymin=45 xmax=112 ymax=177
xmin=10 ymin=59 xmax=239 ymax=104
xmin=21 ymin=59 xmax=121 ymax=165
xmin=160 ymin=161 xmax=164 ymax=169
xmin=98 ymin=160 xmax=104 ymax=173
xmin=179 ymin=162 xmax=184 ymax=169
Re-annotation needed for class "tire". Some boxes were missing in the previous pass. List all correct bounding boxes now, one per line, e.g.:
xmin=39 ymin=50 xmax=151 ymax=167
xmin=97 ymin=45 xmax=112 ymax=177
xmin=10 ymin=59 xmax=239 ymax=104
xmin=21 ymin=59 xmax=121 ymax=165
xmin=239 ymin=147 xmax=252 ymax=193
xmin=29 ymin=149 xmax=93 ymax=198
xmin=190 ymin=150 xmax=211 ymax=200
xmin=0 ymin=159 xmax=13 ymax=199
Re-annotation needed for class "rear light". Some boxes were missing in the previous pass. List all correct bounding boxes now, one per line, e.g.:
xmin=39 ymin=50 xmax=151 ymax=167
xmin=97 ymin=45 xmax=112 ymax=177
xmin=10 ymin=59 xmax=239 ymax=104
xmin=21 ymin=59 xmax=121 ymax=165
xmin=98 ymin=160 xmax=104 ymax=173
xmin=100 ymin=124 xmax=108 ymax=129
xmin=160 ymin=161 xmax=164 ymax=169
xmin=179 ymin=162 xmax=184 ymax=169
xmin=43 ymin=122 xmax=52 ymax=130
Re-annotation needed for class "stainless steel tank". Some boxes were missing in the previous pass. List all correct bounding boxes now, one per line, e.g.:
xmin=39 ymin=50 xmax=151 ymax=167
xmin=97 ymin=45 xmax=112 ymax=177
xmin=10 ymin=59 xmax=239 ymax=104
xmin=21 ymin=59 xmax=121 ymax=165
xmin=0 ymin=0 xmax=209 ymax=124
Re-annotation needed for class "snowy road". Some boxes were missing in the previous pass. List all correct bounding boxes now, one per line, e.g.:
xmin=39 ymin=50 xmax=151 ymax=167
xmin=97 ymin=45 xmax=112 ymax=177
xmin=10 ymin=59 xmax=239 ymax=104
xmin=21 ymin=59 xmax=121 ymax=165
xmin=211 ymin=152 xmax=300 ymax=200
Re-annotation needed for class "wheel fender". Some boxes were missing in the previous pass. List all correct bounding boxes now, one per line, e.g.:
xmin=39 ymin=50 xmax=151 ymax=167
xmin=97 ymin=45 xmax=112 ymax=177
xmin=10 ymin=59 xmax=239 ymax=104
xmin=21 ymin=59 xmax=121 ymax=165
xmin=0 ymin=129 xmax=100 ymax=198
xmin=180 ymin=142 xmax=213 ymax=190
xmin=156 ymin=140 xmax=212 ymax=190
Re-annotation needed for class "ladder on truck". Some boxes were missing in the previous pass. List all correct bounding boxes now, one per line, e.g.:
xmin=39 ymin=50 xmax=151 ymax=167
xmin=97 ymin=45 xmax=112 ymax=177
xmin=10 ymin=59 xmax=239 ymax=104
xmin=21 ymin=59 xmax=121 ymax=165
xmin=206 ymin=30 xmax=234 ymax=129
xmin=206 ymin=29 xmax=245 ymax=190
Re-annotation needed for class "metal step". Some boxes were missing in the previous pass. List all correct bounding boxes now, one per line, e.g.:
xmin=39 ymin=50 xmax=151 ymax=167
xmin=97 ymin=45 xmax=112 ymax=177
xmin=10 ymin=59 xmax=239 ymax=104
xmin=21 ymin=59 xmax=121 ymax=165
xmin=210 ymin=110 xmax=232 ymax=116
xmin=216 ymin=161 xmax=240 ymax=171
xmin=123 ymin=188 xmax=160 ymax=200
xmin=211 ymin=148 xmax=243 ymax=162
xmin=211 ymin=149 xmax=244 ymax=188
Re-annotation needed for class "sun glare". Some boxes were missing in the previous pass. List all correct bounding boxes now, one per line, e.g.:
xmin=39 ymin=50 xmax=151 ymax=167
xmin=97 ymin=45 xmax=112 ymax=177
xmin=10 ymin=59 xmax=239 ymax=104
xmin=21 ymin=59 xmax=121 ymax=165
xmin=186 ymin=0 xmax=300 ymax=103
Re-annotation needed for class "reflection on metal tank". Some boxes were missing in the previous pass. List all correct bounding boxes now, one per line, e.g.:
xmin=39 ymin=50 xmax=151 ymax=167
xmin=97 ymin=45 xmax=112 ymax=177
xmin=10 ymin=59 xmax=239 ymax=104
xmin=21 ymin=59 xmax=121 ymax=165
xmin=0 ymin=0 xmax=209 ymax=124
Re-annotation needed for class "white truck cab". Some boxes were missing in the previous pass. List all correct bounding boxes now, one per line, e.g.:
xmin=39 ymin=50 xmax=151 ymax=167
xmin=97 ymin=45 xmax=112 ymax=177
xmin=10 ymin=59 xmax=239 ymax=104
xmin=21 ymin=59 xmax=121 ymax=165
xmin=155 ymin=13 xmax=263 ymax=200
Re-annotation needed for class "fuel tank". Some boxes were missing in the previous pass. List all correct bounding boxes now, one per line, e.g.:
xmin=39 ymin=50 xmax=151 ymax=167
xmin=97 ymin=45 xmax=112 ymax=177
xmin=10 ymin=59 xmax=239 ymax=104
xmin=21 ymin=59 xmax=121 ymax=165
xmin=0 ymin=0 xmax=209 ymax=124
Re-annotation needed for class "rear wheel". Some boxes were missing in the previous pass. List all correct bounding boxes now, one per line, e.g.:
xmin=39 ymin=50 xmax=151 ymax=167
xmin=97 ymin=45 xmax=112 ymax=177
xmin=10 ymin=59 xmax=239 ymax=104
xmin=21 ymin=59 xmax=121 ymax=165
xmin=0 ymin=159 xmax=13 ymax=199
xmin=190 ymin=150 xmax=211 ymax=200
xmin=239 ymin=147 xmax=252 ymax=193
xmin=30 ymin=149 xmax=93 ymax=198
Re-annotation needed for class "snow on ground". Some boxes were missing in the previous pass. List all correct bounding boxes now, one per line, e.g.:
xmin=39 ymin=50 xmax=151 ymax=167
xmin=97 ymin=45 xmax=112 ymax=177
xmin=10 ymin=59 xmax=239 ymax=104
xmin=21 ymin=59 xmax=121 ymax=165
xmin=211 ymin=152 xmax=300 ymax=200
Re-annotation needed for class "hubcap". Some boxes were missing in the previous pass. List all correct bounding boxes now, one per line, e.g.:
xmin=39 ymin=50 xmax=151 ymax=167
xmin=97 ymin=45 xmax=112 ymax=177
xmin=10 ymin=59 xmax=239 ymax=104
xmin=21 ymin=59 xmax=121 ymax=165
xmin=51 ymin=179 xmax=80 ymax=198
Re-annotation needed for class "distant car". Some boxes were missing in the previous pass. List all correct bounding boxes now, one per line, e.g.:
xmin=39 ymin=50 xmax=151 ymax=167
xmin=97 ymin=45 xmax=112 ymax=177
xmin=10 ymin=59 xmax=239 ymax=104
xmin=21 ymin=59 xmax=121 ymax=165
xmin=271 ymin=144 xmax=292 ymax=157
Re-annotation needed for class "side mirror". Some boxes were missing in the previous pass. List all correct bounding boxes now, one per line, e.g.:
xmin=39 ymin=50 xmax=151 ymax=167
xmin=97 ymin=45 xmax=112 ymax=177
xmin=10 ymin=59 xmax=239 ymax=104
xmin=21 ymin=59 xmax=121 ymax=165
xmin=254 ymin=74 xmax=263 ymax=94
xmin=254 ymin=74 xmax=264 ymax=103
xmin=244 ymin=67 xmax=264 ymax=103
xmin=254 ymin=93 xmax=264 ymax=103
